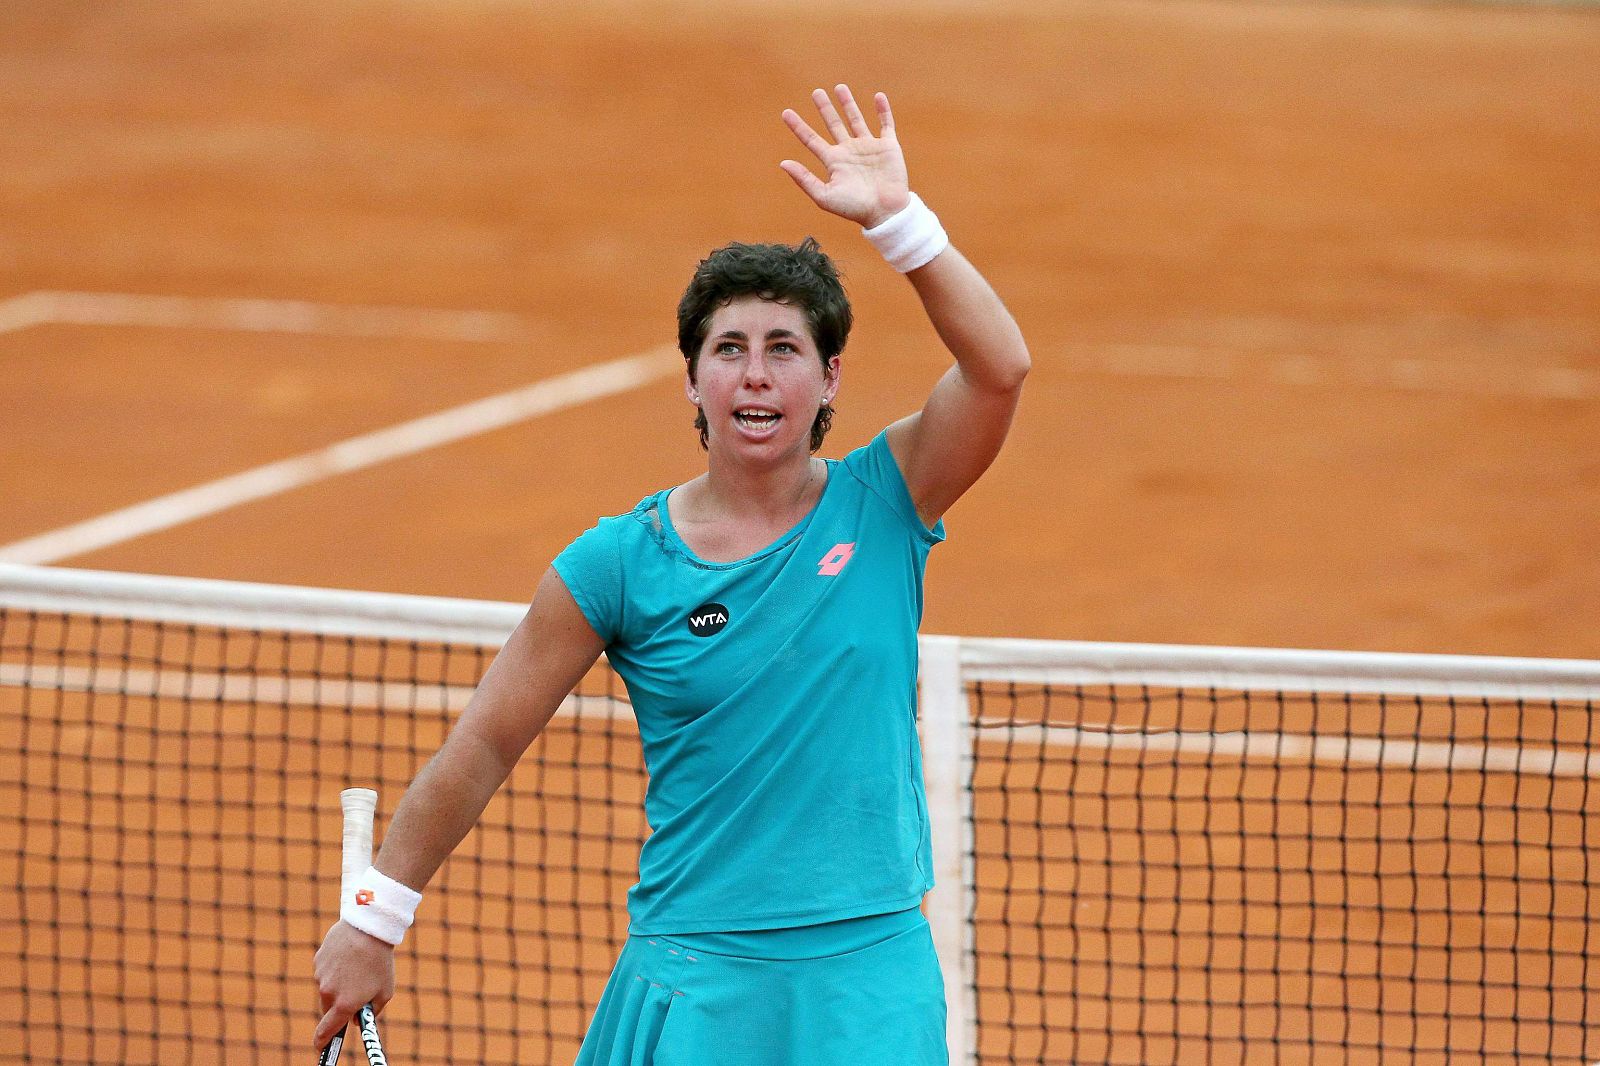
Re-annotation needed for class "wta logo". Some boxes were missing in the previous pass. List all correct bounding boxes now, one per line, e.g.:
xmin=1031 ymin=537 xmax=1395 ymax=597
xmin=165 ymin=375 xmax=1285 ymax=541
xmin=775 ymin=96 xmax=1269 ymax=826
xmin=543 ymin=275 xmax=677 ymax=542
xmin=817 ymin=542 xmax=855 ymax=576
xmin=686 ymin=602 xmax=730 ymax=638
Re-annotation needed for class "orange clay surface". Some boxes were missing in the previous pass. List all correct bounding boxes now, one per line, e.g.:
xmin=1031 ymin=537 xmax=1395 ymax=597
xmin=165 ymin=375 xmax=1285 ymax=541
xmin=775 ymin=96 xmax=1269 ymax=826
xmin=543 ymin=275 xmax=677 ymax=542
xmin=1 ymin=4 xmax=1598 ymax=1063
xmin=2 ymin=0 xmax=1597 ymax=658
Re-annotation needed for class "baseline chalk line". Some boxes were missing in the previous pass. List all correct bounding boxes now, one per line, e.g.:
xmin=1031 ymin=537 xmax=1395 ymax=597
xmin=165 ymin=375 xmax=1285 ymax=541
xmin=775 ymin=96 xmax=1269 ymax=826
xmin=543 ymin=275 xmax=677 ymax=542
xmin=1064 ymin=343 xmax=1598 ymax=401
xmin=0 ymin=290 xmax=531 ymax=343
xmin=6 ymin=291 xmax=1591 ymax=400
xmin=0 ymin=347 xmax=682 ymax=565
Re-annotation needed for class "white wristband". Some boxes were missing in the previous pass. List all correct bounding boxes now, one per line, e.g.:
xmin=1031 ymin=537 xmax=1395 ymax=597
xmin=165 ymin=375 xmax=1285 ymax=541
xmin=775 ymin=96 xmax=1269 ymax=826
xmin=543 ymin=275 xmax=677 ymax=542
xmin=861 ymin=192 xmax=949 ymax=273
xmin=340 ymin=866 xmax=422 ymax=946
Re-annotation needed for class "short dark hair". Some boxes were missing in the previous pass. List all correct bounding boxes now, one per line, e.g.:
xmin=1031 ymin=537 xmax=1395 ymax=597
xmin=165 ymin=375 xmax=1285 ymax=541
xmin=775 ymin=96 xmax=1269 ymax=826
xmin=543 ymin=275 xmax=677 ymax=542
xmin=677 ymin=237 xmax=851 ymax=452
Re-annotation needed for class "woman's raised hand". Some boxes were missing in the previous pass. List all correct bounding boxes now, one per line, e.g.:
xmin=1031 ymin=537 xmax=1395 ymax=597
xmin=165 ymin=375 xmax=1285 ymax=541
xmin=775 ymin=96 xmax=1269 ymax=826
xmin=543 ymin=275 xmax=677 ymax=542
xmin=780 ymin=85 xmax=910 ymax=229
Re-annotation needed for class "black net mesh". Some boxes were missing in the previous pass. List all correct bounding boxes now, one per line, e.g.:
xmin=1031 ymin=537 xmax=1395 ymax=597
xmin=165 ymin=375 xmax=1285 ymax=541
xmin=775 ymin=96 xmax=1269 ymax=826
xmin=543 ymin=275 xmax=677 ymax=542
xmin=2 ymin=594 xmax=1596 ymax=1064
xmin=0 ymin=606 xmax=646 ymax=1065
xmin=967 ymin=681 xmax=1598 ymax=1064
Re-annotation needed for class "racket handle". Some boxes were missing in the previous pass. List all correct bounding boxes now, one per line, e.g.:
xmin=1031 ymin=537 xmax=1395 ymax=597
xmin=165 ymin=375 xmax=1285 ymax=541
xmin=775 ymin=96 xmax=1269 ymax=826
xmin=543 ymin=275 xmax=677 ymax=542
xmin=340 ymin=787 xmax=379 ymax=902
xmin=317 ymin=1032 xmax=345 ymax=1066
xmin=319 ymin=787 xmax=379 ymax=1066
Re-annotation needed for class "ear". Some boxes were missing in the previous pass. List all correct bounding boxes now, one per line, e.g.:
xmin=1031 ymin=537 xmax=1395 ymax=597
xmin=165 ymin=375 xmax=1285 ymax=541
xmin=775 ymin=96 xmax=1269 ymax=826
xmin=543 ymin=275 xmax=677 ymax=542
xmin=684 ymin=367 xmax=700 ymax=406
xmin=821 ymin=356 xmax=841 ymax=405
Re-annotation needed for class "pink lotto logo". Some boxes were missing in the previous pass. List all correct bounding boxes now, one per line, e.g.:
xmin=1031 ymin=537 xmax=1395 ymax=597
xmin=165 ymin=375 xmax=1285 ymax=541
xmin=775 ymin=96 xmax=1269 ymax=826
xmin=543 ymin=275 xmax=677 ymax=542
xmin=817 ymin=542 xmax=855 ymax=576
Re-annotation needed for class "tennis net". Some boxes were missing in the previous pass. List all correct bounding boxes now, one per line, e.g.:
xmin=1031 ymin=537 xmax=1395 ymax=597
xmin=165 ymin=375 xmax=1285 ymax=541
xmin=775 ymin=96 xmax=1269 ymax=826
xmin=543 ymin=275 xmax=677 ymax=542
xmin=2 ymin=564 xmax=1596 ymax=1064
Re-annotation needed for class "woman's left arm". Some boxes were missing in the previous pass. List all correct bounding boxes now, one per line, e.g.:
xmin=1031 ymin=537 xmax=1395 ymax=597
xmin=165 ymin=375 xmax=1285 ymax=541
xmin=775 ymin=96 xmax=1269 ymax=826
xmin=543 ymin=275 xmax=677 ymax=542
xmin=888 ymin=244 xmax=1030 ymax=527
xmin=781 ymin=84 xmax=1030 ymax=527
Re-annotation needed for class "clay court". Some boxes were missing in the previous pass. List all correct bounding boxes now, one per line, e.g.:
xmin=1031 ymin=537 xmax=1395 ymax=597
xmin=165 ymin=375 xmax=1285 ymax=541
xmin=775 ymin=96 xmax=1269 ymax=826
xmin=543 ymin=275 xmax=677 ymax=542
xmin=4 ymin=0 xmax=1597 ymax=656
xmin=1 ymin=0 xmax=1597 ymax=1062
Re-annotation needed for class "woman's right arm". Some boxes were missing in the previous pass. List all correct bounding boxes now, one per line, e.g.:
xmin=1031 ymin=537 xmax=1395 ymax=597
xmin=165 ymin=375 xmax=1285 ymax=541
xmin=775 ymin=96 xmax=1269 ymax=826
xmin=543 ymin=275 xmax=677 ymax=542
xmin=313 ymin=565 xmax=606 ymax=1049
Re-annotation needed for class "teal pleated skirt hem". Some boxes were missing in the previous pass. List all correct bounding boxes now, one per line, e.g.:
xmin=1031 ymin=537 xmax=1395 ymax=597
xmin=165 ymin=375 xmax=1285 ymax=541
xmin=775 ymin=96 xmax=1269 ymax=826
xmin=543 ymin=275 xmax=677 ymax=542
xmin=573 ymin=909 xmax=948 ymax=1066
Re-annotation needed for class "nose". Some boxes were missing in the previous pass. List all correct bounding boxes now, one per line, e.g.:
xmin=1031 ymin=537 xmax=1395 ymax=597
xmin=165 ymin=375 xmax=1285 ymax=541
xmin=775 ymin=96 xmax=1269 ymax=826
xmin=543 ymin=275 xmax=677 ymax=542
xmin=741 ymin=350 xmax=773 ymax=387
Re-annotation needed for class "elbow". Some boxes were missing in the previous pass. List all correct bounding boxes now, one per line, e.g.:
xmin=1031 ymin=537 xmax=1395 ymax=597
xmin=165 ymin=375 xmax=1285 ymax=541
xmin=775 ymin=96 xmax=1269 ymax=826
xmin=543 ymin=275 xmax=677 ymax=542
xmin=992 ymin=346 xmax=1031 ymax=393
xmin=1010 ymin=348 xmax=1032 ymax=390
xmin=956 ymin=339 xmax=1030 ymax=393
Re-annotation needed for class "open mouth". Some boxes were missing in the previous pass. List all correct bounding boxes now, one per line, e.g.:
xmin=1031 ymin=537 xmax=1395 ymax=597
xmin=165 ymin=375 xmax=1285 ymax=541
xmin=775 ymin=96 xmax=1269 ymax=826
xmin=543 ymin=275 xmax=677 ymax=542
xmin=734 ymin=408 xmax=782 ymax=431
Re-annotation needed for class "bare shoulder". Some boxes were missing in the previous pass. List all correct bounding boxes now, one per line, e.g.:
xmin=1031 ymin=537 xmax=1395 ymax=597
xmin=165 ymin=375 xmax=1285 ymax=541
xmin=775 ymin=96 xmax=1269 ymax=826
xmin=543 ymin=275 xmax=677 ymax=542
xmin=518 ymin=567 xmax=605 ymax=668
xmin=451 ymin=566 xmax=605 ymax=768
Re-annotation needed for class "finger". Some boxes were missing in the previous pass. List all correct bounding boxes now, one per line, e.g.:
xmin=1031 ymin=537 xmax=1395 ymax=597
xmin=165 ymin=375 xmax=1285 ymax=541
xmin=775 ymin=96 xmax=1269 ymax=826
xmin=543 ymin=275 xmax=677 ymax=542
xmin=315 ymin=1005 xmax=351 ymax=1050
xmin=779 ymin=159 xmax=829 ymax=203
xmin=810 ymin=86 xmax=848 ymax=141
xmin=317 ymin=970 xmax=336 ymax=1013
xmin=781 ymin=108 xmax=833 ymax=161
xmin=875 ymin=92 xmax=895 ymax=136
xmin=834 ymin=84 xmax=871 ymax=138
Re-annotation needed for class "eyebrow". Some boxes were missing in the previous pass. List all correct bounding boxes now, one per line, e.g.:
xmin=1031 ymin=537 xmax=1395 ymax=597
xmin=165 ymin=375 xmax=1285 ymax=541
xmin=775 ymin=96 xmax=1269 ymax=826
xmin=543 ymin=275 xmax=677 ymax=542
xmin=712 ymin=329 xmax=802 ymax=342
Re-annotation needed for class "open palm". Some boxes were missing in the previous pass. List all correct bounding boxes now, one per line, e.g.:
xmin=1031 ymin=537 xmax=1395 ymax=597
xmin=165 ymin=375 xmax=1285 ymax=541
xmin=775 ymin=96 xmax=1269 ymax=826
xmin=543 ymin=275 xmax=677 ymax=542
xmin=780 ymin=85 xmax=911 ymax=229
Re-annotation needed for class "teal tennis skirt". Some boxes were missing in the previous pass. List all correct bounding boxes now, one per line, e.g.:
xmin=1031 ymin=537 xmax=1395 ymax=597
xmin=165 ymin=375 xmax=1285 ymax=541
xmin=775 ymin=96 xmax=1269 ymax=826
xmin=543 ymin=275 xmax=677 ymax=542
xmin=573 ymin=908 xmax=948 ymax=1066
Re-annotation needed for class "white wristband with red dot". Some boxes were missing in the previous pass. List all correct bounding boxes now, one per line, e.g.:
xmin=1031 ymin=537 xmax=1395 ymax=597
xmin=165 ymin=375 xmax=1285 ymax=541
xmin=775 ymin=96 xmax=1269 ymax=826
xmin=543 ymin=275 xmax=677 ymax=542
xmin=340 ymin=865 xmax=421 ymax=946
xmin=862 ymin=192 xmax=949 ymax=273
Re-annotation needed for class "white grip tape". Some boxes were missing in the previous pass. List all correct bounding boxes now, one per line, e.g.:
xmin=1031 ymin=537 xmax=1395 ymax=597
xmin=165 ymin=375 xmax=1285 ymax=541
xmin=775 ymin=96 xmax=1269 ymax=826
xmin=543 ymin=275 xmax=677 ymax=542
xmin=339 ymin=787 xmax=377 ymax=904
xmin=861 ymin=192 xmax=949 ymax=273
xmin=342 ymin=866 xmax=422 ymax=947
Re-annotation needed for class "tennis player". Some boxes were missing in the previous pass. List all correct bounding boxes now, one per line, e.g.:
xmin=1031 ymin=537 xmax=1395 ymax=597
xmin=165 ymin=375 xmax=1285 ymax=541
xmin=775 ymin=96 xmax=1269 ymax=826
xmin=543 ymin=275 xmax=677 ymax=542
xmin=314 ymin=83 xmax=1029 ymax=1064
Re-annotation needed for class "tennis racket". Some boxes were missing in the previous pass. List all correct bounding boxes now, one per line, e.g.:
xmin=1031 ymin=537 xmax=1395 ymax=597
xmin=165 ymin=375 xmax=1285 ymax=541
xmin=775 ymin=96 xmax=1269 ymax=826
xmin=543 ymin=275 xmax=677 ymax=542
xmin=318 ymin=787 xmax=391 ymax=1066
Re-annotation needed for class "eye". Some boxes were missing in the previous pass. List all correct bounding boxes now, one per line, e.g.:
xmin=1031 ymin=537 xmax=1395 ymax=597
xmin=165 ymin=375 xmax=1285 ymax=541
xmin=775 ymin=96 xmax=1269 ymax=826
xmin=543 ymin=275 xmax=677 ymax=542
xmin=714 ymin=341 xmax=742 ymax=356
xmin=770 ymin=342 xmax=797 ymax=355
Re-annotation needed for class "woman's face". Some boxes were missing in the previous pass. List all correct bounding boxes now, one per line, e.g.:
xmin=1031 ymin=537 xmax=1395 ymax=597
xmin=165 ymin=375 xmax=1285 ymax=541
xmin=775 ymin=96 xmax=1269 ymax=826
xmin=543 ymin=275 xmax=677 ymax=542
xmin=687 ymin=294 xmax=839 ymax=461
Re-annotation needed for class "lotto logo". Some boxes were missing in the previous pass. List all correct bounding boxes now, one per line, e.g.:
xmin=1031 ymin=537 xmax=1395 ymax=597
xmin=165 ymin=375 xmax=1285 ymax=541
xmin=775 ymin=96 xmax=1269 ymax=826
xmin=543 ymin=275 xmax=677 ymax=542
xmin=817 ymin=542 xmax=855 ymax=576
xmin=355 ymin=889 xmax=375 ymax=906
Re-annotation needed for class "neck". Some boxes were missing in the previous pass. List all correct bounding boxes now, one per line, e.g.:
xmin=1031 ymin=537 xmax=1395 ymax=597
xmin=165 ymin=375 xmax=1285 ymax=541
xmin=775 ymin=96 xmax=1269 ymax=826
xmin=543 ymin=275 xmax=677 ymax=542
xmin=701 ymin=447 xmax=821 ymax=521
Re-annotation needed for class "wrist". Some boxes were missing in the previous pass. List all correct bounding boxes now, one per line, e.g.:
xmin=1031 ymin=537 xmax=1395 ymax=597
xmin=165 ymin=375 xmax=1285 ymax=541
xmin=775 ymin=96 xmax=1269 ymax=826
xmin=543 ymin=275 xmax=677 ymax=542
xmin=340 ymin=866 xmax=422 ymax=947
xmin=861 ymin=195 xmax=908 ymax=230
xmin=340 ymin=919 xmax=398 ymax=950
xmin=861 ymin=192 xmax=948 ymax=273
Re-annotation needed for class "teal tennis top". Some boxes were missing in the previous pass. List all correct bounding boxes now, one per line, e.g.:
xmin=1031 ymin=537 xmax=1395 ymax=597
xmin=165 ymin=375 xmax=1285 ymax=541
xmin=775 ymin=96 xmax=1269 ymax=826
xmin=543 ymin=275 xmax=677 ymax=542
xmin=551 ymin=429 xmax=945 ymax=934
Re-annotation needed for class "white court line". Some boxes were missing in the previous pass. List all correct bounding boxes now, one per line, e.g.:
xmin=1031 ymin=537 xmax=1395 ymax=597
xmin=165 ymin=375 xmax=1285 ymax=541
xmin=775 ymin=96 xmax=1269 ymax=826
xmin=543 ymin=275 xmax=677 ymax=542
xmin=0 ymin=662 xmax=631 ymax=721
xmin=0 ymin=290 xmax=530 ymax=343
xmin=974 ymin=719 xmax=1600 ymax=778
xmin=1066 ymin=343 xmax=1599 ymax=401
xmin=0 ymin=292 xmax=58 ymax=334
xmin=4 ymin=290 xmax=1594 ymax=400
xmin=0 ymin=348 xmax=682 ymax=565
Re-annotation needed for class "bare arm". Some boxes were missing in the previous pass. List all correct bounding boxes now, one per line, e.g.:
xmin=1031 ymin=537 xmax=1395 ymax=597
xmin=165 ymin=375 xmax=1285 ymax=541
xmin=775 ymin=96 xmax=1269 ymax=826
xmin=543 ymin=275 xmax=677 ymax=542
xmin=369 ymin=567 xmax=604 ymax=886
xmin=886 ymin=246 xmax=1029 ymax=526
xmin=312 ymin=566 xmax=605 ymax=1048
xmin=781 ymin=84 xmax=1029 ymax=527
